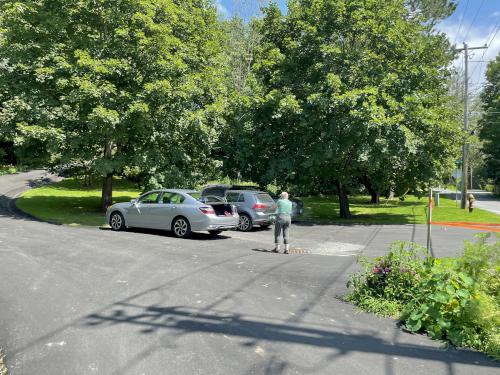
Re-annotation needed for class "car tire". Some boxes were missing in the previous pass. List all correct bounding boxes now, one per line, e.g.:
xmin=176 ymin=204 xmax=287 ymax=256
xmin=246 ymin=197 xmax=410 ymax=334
xmin=208 ymin=230 xmax=222 ymax=236
xmin=237 ymin=213 xmax=253 ymax=232
xmin=110 ymin=211 xmax=126 ymax=231
xmin=172 ymin=217 xmax=192 ymax=238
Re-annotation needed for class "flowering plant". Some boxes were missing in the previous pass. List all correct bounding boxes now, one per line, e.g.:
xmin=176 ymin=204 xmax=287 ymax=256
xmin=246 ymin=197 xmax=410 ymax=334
xmin=346 ymin=242 xmax=431 ymax=308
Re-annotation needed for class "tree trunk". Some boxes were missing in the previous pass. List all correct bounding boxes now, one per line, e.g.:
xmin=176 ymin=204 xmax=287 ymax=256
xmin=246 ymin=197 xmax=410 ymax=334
xmin=370 ymin=190 xmax=380 ymax=204
xmin=387 ymin=189 xmax=395 ymax=200
xmin=336 ymin=181 xmax=351 ymax=219
xmin=360 ymin=175 xmax=380 ymax=204
xmin=101 ymin=173 xmax=113 ymax=212
xmin=101 ymin=138 xmax=114 ymax=212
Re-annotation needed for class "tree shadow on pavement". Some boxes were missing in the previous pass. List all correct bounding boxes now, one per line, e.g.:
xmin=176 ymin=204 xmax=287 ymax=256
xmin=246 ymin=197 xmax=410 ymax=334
xmin=81 ymin=304 xmax=499 ymax=370
xmin=293 ymin=213 xmax=418 ymax=226
xmin=0 ymin=194 xmax=53 ymax=223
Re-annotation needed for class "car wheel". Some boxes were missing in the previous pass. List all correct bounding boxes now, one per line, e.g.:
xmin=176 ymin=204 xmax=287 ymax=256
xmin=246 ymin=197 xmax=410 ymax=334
xmin=208 ymin=230 xmax=222 ymax=236
xmin=172 ymin=217 xmax=192 ymax=238
xmin=110 ymin=212 xmax=125 ymax=231
xmin=237 ymin=213 xmax=253 ymax=232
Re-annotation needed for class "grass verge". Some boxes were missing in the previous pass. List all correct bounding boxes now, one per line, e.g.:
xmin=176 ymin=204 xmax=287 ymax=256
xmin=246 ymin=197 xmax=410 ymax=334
xmin=299 ymin=194 xmax=500 ymax=225
xmin=16 ymin=179 xmax=500 ymax=226
xmin=16 ymin=178 xmax=141 ymax=226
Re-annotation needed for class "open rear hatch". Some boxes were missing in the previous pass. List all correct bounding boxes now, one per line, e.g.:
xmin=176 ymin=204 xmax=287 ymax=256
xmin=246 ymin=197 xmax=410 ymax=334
xmin=209 ymin=203 xmax=236 ymax=217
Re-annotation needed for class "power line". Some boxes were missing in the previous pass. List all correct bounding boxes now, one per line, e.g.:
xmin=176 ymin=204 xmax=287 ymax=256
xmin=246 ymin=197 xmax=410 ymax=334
xmin=454 ymin=0 xmax=470 ymax=45
xmin=463 ymin=0 xmax=485 ymax=41
xmin=469 ymin=20 xmax=500 ymax=79
xmin=466 ymin=19 xmax=500 ymax=102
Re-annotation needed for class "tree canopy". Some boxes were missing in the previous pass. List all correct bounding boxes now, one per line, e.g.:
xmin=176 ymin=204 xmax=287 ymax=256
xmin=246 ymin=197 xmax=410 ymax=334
xmin=0 ymin=0 xmax=226 ymax=210
xmin=0 ymin=0 xmax=464 ymax=218
xmin=221 ymin=0 xmax=461 ymax=216
xmin=479 ymin=53 xmax=500 ymax=191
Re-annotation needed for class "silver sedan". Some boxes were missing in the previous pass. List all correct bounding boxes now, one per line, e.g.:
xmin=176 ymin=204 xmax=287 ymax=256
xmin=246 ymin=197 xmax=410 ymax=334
xmin=106 ymin=189 xmax=239 ymax=238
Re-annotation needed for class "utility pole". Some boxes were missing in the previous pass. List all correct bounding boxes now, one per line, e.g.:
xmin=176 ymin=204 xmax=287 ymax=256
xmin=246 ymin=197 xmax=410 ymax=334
xmin=456 ymin=42 xmax=487 ymax=209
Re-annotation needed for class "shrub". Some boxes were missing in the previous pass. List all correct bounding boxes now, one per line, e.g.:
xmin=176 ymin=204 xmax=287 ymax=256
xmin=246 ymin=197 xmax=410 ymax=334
xmin=346 ymin=235 xmax=500 ymax=359
xmin=402 ymin=235 xmax=499 ymax=359
xmin=0 ymin=165 xmax=16 ymax=176
xmin=345 ymin=242 xmax=431 ymax=316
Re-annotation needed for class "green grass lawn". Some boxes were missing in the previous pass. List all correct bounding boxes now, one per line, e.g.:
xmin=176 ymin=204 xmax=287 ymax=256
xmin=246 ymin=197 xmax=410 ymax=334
xmin=16 ymin=178 xmax=500 ymax=226
xmin=299 ymin=194 xmax=500 ymax=225
xmin=17 ymin=178 xmax=141 ymax=226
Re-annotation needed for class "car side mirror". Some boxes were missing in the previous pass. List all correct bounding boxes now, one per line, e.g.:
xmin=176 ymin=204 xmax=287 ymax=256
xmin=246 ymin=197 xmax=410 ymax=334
xmin=130 ymin=199 xmax=137 ymax=205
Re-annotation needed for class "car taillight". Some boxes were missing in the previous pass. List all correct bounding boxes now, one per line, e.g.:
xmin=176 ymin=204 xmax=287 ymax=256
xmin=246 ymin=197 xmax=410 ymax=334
xmin=252 ymin=203 xmax=267 ymax=210
xmin=199 ymin=207 xmax=215 ymax=215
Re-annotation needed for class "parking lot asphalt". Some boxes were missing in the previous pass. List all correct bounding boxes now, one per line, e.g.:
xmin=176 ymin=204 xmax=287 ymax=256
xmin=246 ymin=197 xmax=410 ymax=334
xmin=0 ymin=171 xmax=498 ymax=375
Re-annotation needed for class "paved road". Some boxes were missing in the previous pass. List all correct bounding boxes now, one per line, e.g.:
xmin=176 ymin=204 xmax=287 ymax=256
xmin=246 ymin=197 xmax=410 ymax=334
xmin=441 ymin=189 xmax=500 ymax=216
xmin=1 ymin=171 xmax=498 ymax=375
xmin=471 ymin=190 xmax=500 ymax=216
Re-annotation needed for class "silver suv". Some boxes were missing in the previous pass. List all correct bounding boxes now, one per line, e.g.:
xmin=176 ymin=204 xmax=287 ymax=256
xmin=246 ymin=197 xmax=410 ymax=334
xmin=201 ymin=186 xmax=276 ymax=231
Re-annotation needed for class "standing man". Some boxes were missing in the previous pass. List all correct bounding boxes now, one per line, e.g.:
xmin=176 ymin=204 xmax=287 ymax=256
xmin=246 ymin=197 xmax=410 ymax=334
xmin=273 ymin=192 xmax=293 ymax=254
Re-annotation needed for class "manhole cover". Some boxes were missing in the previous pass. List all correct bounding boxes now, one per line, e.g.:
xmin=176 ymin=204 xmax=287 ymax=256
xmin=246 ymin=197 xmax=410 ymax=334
xmin=310 ymin=242 xmax=365 ymax=256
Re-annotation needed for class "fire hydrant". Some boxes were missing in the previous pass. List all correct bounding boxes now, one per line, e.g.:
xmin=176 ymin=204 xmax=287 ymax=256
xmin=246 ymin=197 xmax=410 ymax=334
xmin=468 ymin=193 xmax=475 ymax=213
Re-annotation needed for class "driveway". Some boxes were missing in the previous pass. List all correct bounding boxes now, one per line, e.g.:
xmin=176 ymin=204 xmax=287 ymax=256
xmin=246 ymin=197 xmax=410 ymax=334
xmin=0 ymin=171 xmax=498 ymax=375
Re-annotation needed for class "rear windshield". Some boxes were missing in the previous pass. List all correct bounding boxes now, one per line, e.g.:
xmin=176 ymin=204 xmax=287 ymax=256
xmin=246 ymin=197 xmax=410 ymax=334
xmin=256 ymin=193 xmax=274 ymax=203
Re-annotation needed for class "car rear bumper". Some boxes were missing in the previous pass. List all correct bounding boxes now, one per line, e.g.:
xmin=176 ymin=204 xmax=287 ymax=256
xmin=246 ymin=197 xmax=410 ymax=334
xmin=252 ymin=211 xmax=272 ymax=225
xmin=191 ymin=214 xmax=239 ymax=232
xmin=207 ymin=223 xmax=238 ymax=230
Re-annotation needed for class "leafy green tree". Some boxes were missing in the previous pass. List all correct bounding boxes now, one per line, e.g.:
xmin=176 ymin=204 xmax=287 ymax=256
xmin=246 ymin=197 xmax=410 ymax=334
xmin=0 ymin=0 xmax=225 ymax=210
xmin=479 ymin=54 xmax=500 ymax=192
xmin=405 ymin=0 xmax=457 ymax=25
xmin=243 ymin=0 xmax=460 ymax=217
xmin=216 ymin=16 xmax=264 ymax=181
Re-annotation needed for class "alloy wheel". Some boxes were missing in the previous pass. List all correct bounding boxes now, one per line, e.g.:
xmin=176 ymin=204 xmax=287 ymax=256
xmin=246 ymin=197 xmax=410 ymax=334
xmin=111 ymin=213 xmax=122 ymax=230
xmin=174 ymin=218 xmax=188 ymax=237
xmin=238 ymin=215 xmax=250 ymax=231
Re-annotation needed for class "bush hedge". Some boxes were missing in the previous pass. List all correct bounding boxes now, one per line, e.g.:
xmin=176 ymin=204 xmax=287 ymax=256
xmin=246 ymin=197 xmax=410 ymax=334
xmin=345 ymin=235 xmax=500 ymax=360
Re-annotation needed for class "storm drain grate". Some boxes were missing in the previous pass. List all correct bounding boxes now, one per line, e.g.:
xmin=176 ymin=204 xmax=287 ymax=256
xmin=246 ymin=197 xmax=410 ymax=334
xmin=288 ymin=247 xmax=311 ymax=254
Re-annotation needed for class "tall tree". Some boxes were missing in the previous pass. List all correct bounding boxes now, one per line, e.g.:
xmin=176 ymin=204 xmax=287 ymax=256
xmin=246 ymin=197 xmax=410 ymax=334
xmin=479 ymin=53 xmax=500 ymax=192
xmin=243 ymin=0 xmax=460 ymax=217
xmin=217 ymin=16 xmax=264 ymax=181
xmin=404 ymin=0 xmax=457 ymax=25
xmin=0 ymin=0 xmax=225 ymax=210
